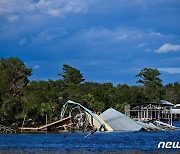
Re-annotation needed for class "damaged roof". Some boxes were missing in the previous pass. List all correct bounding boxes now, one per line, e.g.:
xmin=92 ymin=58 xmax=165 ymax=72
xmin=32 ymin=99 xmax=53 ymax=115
xmin=100 ymin=108 xmax=142 ymax=131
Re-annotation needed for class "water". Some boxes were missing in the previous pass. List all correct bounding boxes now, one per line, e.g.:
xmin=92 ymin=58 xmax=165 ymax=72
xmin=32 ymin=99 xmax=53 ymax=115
xmin=0 ymin=122 xmax=180 ymax=154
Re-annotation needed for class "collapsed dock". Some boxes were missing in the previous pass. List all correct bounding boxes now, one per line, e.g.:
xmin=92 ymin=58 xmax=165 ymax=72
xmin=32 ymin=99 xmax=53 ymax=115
xmin=20 ymin=116 xmax=71 ymax=133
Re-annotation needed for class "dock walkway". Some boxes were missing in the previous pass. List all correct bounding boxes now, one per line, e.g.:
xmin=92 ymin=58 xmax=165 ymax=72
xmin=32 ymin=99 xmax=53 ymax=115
xmin=20 ymin=116 xmax=71 ymax=132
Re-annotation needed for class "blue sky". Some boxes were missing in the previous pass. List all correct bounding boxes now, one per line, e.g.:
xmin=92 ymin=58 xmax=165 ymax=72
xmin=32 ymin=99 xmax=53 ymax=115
xmin=0 ymin=0 xmax=180 ymax=85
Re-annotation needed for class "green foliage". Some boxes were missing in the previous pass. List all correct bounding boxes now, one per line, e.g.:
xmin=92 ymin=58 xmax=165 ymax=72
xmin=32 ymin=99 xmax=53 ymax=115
xmin=22 ymin=80 xmax=64 ymax=125
xmin=136 ymin=68 xmax=164 ymax=102
xmin=136 ymin=68 xmax=162 ymax=86
xmin=0 ymin=57 xmax=32 ymax=96
xmin=164 ymin=82 xmax=180 ymax=104
xmin=0 ymin=57 xmax=32 ymax=125
xmin=0 ymin=58 xmax=179 ymax=127
xmin=58 ymin=64 xmax=85 ymax=84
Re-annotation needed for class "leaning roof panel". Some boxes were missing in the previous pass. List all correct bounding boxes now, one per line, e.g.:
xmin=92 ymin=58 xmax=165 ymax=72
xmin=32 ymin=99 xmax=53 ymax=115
xmin=100 ymin=108 xmax=142 ymax=131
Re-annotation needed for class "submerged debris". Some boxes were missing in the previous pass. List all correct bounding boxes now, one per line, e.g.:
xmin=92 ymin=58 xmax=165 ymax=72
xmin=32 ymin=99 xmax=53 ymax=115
xmin=137 ymin=120 xmax=179 ymax=131
xmin=153 ymin=120 xmax=178 ymax=130
xmin=0 ymin=124 xmax=16 ymax=134
xmin=137 ymin=121 xmax=161 ymax=131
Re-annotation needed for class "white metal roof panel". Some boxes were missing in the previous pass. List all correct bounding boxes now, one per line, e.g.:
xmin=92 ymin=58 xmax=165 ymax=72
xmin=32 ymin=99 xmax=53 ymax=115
xmin=100 ymin=108 xmax=142 ymax=131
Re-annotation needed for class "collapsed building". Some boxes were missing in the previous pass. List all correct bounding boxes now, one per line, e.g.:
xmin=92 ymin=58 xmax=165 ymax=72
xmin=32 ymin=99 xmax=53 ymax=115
xmin=20 ymin=100 xmax=142 ymax=133
xmin=19 ymin=100 xmax=178 ymax=133
xmin=60 ymin=100 xmax=142 ymax=132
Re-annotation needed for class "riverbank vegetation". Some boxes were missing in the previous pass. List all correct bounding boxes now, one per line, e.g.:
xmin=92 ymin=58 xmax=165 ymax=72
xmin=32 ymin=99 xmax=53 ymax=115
xmin=0 ymin=57 xmax=179 ymax=127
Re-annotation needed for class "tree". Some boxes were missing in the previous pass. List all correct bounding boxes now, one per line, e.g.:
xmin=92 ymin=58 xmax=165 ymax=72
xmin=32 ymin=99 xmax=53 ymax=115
xmin=164 ymin=82 xmax=180 ymax=104
xmin=58 ymin=64 xmax=85 ymax=84
xmin=23 ymin=80 xmax=62 ymax=125
xmin=0 ymin=57 xmax=32 ymax=125
xmin=136 ymin=68 xmax=164 ymax=102
xmin=0 ymin=57 xmax=32 ymax=96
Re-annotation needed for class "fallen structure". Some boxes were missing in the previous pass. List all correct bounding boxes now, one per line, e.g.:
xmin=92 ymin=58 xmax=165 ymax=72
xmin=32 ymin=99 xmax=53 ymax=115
xmin=20 ymin=100 xmax=112 ymax=133
xmin=60 ymin=101 xmax=143 ymax=132
xmin=137 ymin=120 xmax=178 ymax=131
xmin=60 ymin=100 xmax=112 ymax=132
xmin=136 ymin=121 xmax=161 ymax=131
xmin=20 ymin=116 xmax=71 ymax=133
xmin=100 ymin=108 xmax=142 ymax=131
xmin=19 ymin=100 xmax=179 ymax=133
xmin=153 ymin=120 xmax=178 ymax=130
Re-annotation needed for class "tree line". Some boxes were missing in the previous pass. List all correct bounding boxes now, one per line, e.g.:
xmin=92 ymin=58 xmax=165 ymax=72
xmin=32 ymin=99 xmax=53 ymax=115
xmin=0 ymin=57 xmax=179 ymax=127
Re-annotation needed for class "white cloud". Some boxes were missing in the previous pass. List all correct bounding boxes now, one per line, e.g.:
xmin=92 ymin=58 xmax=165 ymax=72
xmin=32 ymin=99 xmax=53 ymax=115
xmin=0 ymin=0 xmax=91 ymax=18
xmin=144 ymin=49 xmax=152 ymax=52
xmin=8 ymin=15 xmax=18 ymax=22
xmin=18 ymin=38 xmax=27 ymax=45
xmin=159 ymin=68 xmax=180 ymax=74
xmin=48 ymin=9 xmax=61 ymax=17
xmin=33 ymin=65 xmax=41 ymax=69
xmin=0 ymin=0 xmax=32 ymax=15
xmin=31 ymin=0 xmax=90 ymax=17
xmin=117 ymin=34 xmax=128 ymax=40
xmin=136 ymin=43 xmax=147 ymax=48
xmin=149 ymin=32 xmax=161 ymax=37
xmin=31 ymin=27 xmax=66 ymax=45
xmin=0 ymin=0 xmax=16 ymax=14
xmin=72 ymin=27 xmax=144 ymax=45
xmin=155 ymin=43 xmax=180 ymax=53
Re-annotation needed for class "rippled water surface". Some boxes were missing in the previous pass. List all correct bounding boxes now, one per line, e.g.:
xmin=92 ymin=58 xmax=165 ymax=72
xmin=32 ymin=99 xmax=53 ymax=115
xmin=0 ymin=122 xmax=180 ymax=153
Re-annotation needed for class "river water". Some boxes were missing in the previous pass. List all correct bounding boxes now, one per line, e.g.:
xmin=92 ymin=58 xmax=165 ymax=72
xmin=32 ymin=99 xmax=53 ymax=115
xmin=0 ymin=122 xmax=180 ymax=153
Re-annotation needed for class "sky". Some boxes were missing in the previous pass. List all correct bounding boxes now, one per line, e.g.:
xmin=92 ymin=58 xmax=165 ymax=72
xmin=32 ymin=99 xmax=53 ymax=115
xmin=0 ymin=0 xmax=180 ymax=85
